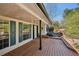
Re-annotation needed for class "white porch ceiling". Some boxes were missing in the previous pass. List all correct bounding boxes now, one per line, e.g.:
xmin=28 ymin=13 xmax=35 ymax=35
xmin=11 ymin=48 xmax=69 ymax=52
xmin=0 ymin=3 xmax=50 ymax=25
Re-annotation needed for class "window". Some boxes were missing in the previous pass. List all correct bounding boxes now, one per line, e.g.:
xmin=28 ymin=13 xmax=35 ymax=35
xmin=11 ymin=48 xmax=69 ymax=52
xmin=23 ymin=24 xmax=31 ymax=40
xmin=19 ymin=22 xmax=31 ymax=42
xmin=0 ymin=19 xmax=9 ymax=49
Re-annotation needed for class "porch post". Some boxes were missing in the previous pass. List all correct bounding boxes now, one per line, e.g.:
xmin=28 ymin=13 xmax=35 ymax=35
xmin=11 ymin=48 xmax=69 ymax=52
xmin=39 ymin=20 xmax=42 ymax=50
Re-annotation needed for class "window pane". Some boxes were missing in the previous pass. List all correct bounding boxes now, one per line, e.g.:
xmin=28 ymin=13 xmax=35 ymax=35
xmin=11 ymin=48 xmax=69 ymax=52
xmin=4 ymin=39 xmax=9 ymax=43
xmin=0 ymin=44 xmax=2 ymax=49
xmin=0 ymin=40 xmax=2 ymax=49
xmin=19 ymin=22 xmax=23 ymax=42
xmin=3 ymin=42 xmax=9 ymax=48
xmin=19 ymin=23 xmax=31 ymax=42
xmin=0 ymin=19 xmax=9 ymax=49
xmin=10 ymin=21 xmax=16 ymax=46
xmin=3 ymin=38 xmax=9 ymax=48
xmin=0 ymin=40 xmax=2 ymax=44
xmin=23 ymin=24 xmax=31 ymax=40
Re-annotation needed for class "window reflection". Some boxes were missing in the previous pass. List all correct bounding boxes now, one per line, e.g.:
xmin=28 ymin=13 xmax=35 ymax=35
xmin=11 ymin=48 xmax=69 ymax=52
xmin=19 ymin=23 xmax=31 ymax=42
xmin=23 ymin=24 xmax=31 ymax=40
xmin=10 ymin=21 xmax=16 ymax=46
xmin=0 ymin=19 xmax=9 ymax=49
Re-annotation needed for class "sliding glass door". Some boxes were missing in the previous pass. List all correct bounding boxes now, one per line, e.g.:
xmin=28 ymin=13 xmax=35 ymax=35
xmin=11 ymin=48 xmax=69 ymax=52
xmin=0 ymin=19 xmax=9 ymax=49
xmin=0 ymin=19 xmax=16 ymax=49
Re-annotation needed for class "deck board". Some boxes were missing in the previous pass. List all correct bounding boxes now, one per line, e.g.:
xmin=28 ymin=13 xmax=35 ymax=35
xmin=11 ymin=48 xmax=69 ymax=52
xmin=4 ymin=38 xmax=78 ymax=56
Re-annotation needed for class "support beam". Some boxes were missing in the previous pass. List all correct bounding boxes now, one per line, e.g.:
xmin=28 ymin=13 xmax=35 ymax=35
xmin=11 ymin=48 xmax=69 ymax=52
xmin=39 ymin=20 xmax=42 ymax=50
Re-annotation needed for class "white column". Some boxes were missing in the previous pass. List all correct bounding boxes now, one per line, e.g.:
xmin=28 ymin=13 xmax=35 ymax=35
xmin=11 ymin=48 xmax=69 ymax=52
xmin=16 ymin=21 xmax=19 ymax=45
xmin=45 ymin=24 xmax=47 ymax=35
xmin=31 ymin=24 xmax=33 ymax=39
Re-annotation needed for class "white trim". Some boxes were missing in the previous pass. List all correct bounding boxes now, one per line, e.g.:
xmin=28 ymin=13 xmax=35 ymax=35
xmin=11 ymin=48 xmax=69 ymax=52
xmin=34 ymin=25 xmax=37 ymax=38
xmin=0 ymin=15 xmax=33 ymax=25
xmin=9 ymin=20 xmax=10 ymax=47
xmin=45 ymin=24 xmax=47 ymax=34
xmin=31 ymin=24 xmax=33 ymax=39
xmin=16 ymin=21 xmax=19 ymax=45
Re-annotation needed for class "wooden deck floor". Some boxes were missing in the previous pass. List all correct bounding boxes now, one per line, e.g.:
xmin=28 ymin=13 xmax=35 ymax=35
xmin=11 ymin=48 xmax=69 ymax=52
xmin=4 ymin=37 xmax=79 ymax=56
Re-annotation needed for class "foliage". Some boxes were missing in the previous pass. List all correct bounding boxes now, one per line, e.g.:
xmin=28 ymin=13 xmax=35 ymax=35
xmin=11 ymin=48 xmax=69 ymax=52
xmin=64 ymin=7 xmax=79 ymax=39
xmin=74 ymin=43 xmax=79 ymax=49
xmin=52 ymin=21 xmax=63 ymax=31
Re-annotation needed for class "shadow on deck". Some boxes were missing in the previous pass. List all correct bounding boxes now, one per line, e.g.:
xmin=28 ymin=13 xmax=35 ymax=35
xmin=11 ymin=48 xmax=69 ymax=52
xmin=4 ymin=37 xmax=79 ymax=56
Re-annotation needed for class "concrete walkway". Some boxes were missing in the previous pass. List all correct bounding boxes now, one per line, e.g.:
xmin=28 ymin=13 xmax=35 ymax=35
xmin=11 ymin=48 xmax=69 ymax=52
xmin=4 ymin=37 xmax=78 ymax=56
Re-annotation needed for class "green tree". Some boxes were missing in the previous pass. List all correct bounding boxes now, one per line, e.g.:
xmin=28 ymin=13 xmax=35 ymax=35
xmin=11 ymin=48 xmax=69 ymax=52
xmin=64 ymin=7 xmax=79 ymax=39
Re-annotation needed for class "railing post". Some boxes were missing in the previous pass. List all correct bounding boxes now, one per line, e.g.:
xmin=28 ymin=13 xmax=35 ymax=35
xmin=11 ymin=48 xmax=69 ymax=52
xmin=39 ymin=20 xmax=42 ymax=50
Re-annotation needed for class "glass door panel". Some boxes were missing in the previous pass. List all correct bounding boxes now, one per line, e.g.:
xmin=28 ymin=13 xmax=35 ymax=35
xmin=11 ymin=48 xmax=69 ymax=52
xmin=19 ymin=22 xmax=23 ymax=42
xmin=23 ymin=24 xmax=31 ymax=40
xmin=10 ymin=21 xmax=16 ymax=46
xmin=0 ymin=19 xmax=9 ymax=49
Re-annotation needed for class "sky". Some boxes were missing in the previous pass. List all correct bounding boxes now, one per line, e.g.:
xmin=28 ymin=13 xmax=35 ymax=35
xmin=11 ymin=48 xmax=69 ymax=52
xmin=44 ymin=3 xmax=79 ymax=22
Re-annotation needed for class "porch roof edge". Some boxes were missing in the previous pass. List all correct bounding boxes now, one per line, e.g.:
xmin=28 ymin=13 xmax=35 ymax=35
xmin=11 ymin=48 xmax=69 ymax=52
xmin=36 ymin=3 xmax=53 ymax=25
